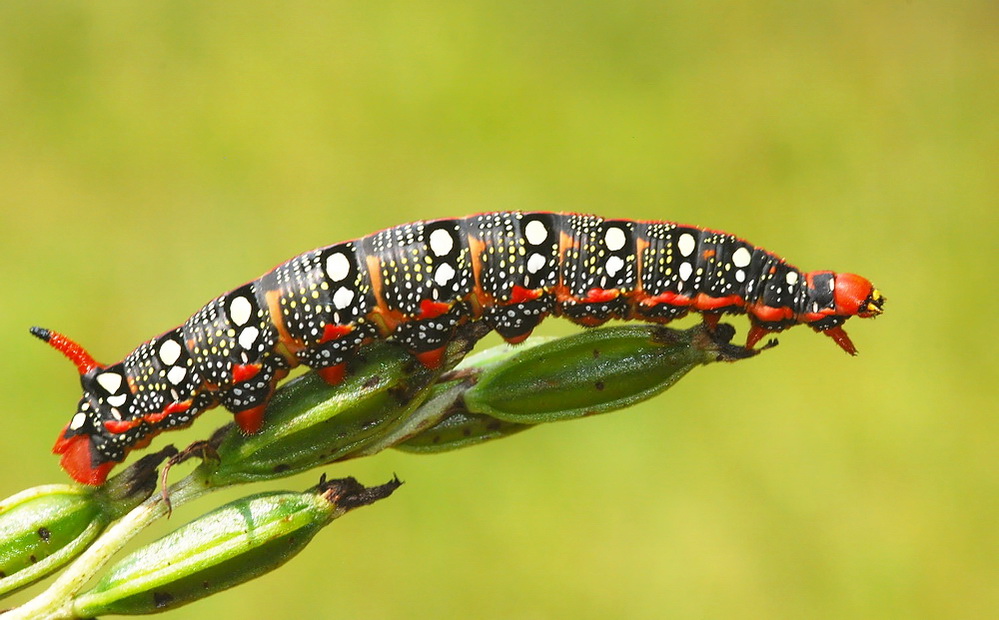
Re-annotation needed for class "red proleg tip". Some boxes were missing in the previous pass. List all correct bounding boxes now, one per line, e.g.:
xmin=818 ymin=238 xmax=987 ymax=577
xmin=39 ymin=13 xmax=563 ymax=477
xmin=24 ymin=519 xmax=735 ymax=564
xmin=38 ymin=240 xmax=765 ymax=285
xmin=234 ymin=404 xmax=267 ymax=434
xmin=414 ymin=346 xmax=446 ymax=369
xmin=502 ymin=330 xmax=533 ymax=345
xmin=317 ymin=363 xmax=347 ymax=386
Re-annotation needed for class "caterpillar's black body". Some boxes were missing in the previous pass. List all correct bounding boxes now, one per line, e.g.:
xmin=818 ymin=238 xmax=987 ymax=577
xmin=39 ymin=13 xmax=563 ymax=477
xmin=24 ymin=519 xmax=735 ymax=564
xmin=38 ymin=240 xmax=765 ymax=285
xmin=34 ymin=212 xmax=884 ymax=484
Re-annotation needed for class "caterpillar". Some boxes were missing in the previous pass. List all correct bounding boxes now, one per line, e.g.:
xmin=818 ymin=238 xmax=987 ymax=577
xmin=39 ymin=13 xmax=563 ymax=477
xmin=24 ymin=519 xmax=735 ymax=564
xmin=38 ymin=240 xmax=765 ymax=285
xmin=33 ymin=212 xmax=884 ymax=485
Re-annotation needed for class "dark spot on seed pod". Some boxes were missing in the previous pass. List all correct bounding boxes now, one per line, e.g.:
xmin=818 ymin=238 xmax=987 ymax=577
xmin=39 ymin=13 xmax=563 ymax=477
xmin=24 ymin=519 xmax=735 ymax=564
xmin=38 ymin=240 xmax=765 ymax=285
xmin=0 ymin=570 xmax=6 ymax=578
xmin=273 ymin=464 xmax=291 ymax=473
xmin=153 ymin=591 xmax=174 ymax=608
xmin=38 ymin=527 xmax=51 ymax=543
xmin=388 ymin=385 xmax=412 ymax=406
xmin=363 ymin=375 xmax=382 ymax=389
xmin=486 ymin=420 xmax=502 ymax=431
xmin=432 ymin=435 xmax=441 ymax=443
xmin=202 ymin=581 xmax=211 ymax=590
xmin=594 ymin=381 xmax=605 ymax=391
xmin=593 ymin=349 xmax=600 ymax=359
xmin=29 ymin=555 xmax=37 ymax=564
xmin=462 ymin=428 xmax=471 ymax=437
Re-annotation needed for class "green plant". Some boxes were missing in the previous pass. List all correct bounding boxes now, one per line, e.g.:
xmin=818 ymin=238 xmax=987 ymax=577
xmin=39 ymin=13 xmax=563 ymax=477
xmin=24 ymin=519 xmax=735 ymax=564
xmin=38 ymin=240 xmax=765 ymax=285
xmin=0 ymin=323 xmax=758 ymax=617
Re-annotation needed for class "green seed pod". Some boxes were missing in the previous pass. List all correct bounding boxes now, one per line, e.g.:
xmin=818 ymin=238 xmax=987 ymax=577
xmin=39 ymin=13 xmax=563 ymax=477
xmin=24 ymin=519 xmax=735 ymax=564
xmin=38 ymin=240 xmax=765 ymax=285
xmin=72 ymin=476 xmax=400 ymax=617
xmin=204 ymin=343 xmax=446 ymax=485
xmin=0 ymin=448 xmax=167 ymax=597
xmin=395 ymin=406 xmax=530 ymax=453
xmin=461 ymin=323 xmax=746 ymax=424
xmin=0 ymin=485 xmax=107 ymax=597
xmin=396 ymin=324 xmax=755 ymax=452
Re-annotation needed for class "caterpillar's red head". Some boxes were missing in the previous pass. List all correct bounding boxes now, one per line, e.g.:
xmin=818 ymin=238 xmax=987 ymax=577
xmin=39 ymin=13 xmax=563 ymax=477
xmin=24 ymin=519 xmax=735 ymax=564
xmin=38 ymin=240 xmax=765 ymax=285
xmin=832 ymin=273 xmax=885 ymax=319
xmin=31 ymin=327 xmax=120 ymax=485
xmin=801 ymin=272 xmax=885 ymax=356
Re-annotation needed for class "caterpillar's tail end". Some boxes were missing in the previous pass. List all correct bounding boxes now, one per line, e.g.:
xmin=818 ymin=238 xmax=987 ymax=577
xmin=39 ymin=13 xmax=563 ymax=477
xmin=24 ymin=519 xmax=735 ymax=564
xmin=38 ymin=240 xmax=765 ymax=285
xmin=53 ymin=426 xmax=114 ymax=486
xmin=30 ymin=326 xmax=103 ymax=376
xmin=29 ymin=325 xmax=51 ymax=342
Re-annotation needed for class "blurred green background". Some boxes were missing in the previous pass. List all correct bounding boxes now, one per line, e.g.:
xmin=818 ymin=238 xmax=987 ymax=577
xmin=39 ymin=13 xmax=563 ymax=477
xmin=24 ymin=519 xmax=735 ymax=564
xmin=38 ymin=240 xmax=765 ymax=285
xmin=1 ymin=2 xmax=996 ymax=618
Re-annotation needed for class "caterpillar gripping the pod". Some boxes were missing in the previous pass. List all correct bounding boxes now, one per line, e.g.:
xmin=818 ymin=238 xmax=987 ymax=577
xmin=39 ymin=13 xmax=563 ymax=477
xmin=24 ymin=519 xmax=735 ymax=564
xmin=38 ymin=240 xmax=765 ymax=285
xmin=32 ymin=212 xmax=885 ymax=485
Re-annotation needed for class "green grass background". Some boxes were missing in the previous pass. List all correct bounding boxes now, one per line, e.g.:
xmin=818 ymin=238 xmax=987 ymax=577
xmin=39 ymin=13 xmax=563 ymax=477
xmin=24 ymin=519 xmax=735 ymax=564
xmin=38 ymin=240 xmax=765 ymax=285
xmin=0 ymin=2 xmax=995 ymax=618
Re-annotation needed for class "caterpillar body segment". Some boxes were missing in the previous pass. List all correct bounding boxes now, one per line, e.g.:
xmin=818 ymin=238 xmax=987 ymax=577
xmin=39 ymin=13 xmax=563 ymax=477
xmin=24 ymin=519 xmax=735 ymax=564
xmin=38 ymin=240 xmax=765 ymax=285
xmin=33 ymin=212 xmax=885 ymax=485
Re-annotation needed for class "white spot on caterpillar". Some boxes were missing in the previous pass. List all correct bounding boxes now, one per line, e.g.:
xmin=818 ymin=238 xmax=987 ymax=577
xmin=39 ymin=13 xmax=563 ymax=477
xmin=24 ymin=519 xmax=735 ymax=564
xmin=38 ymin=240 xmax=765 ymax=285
xmin=732 ymin=247 xmax=752 ymax=268
xmin=604 ymin=227 xmax=626 ymax=252
xmin=786 ymin=271 xmax=798 ymax=285
xmin=167 ymin=366 xmax=187 ymax=385
xmin=238 ymin=326 xmax=260 ymax=349
xmin=229 ymin=296 xmax=252 ymax=327
xmin=333 ymin=286 xmax=355 ymax=310
xmin=70 ymin=412 xmax=86 ymax=430
xmin=735 ymin=269 xmax=746 ymax=283
xmin=434 ymin=263 xmax=456 ymax=286
xmin=326 ymin=252 xmax=351 ymax=282
xmin=679 ymin=262 xmax=693 ymax=281
xmin=429 ymin=228 xmax=455 ymax=256
xmin=107 ymin=393 xmax=127 ymax=407
xmin=97 ymin=372 xmax=122 ymax=394
xmin=524 ymin=220 xmax=548 ymax=245
xmin=527 ymin=253 xmax=546 ymax=274
xmin=605 ymin=255 xmax=624 ymax=277
xmin=678 ymin=233 xmax=696 ymax=257
xmin=159 ymin=339 xmax=182 ymax=366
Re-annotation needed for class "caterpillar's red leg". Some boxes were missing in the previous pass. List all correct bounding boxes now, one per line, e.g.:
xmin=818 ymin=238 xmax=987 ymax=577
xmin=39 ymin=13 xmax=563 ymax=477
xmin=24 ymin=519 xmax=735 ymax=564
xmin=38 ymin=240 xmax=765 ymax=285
xmin=414 ymin=346 xmax=447 ymax=369
xmin=233 ymin=404 xmax=267 ymax=434
xmin=227 ymin=356 xmax=288 ymax=433
xmin=701 ymin=313 xmax=721 ymax=330
xmin=317 ymin=362 xmax=347 ymax=386
xmin=822 ymin=326 xmax=858 ymax=356
xmin=745 ymin=324 xmax=771 ymax=350
xmin=501 ymin=330 xmax=534 ymax=345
